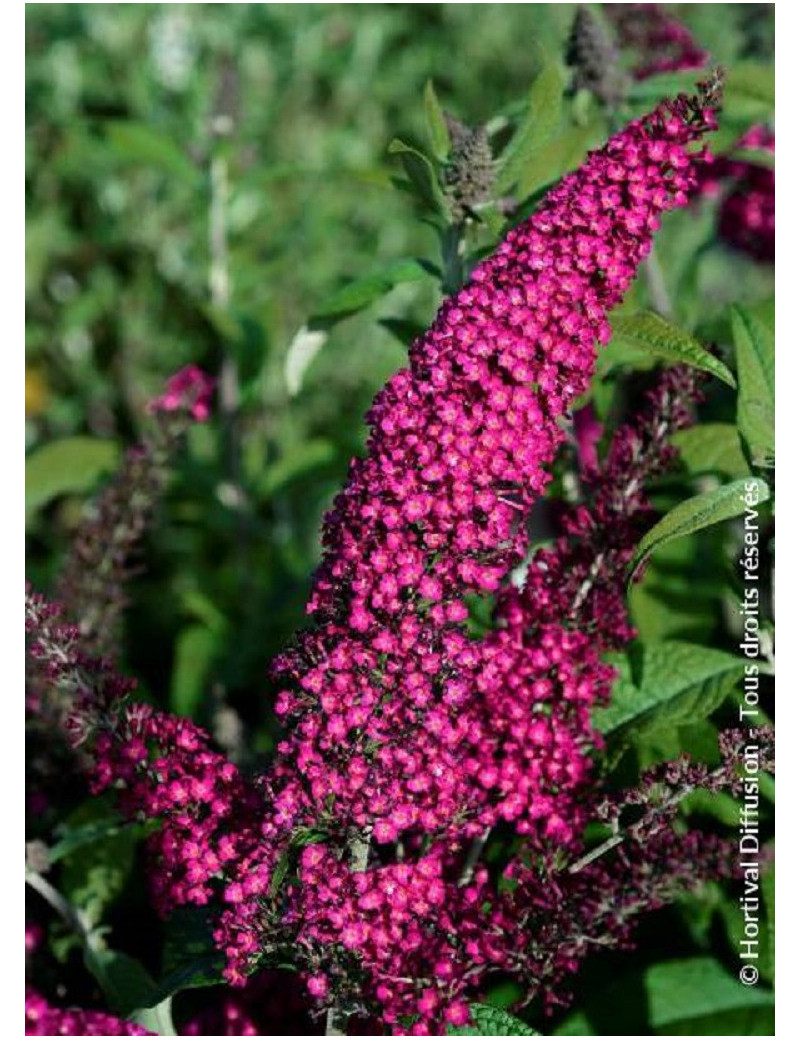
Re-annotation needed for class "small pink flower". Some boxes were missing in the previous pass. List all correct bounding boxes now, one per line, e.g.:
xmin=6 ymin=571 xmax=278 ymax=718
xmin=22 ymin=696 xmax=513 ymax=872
xmin=149 ymin=365 xmax=215 ymax=422
xmin=307 ymin=974 xmax=329 ymax=999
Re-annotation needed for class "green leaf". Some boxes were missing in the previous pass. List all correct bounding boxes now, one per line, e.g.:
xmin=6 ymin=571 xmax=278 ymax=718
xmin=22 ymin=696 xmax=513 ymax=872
xmin=260 ymin=439 xmax=337 ymax=498
xmin=310 ymin=258 xmax=430 ymax=325
xmin=155 ymin=906 xmax=225 ymax=1001
xmin=132 ymin=998 xmax=176 ymax=1037
xmin=628 ymin=477 xmax=770 ymax=580
xmin=104 ymin=121 xmax=198 ymax=183
xmin=85 ymin=947 xmax=159 ymax=1018
xmin=169 ymin=624 xmax=219 ymax=718
xmin=497 ymin=49 xmax=563 ymax=193
xmin=647 ymin=957 xmax=773 ymax=1033
xmin=683 ymin=788 xmax=742 ymax=826
xmin=554 ymin=957 xmax=774 ymax=1035
xmin=423 ymin=80 xmax=450 ymax=161
xmin=611 ymin=311 xmax=736 ymax=388
xmin=150 ymin=957 xmax=224 ymax=1007
xmin=635 ymin=718 xmax=721 ymax=772
xmin=516 ymin=120 xmax=603 ymax=199
xmin=673 ymin=424 xmax=751 ymax=479
xmin=595 ymin=641 xmax=742 ymax=745
xmin=732 ymin=305 xmax=775 ymax=468
xmin=60 ymin=802 xmax=142 ymax=928
xmin=725 ymin=62 xmax=775 ymax=108
xmin=628 ymin=70 xmax=710 ymax=104
xmin=26 ymin=436 xmax=120 ymax=521
xmin=49 ymin=814 xmax=153 ymax=866
xmin=388 ymin=139 xmax=447 ymax=216
xmin=748 ymin=295 xmax=776 ymax=334
xmin=270 ymin=845 xmax=293 ymax=897
xmin=448 ymin=1003 xmax=539 ymax=1035
xmin=596 ymin=334 xmax=659 ymax=377
xmin=629 ymin=534 xmax=721 ymax=645
xmin=86 ymin=945 xmax=177 ymax=1034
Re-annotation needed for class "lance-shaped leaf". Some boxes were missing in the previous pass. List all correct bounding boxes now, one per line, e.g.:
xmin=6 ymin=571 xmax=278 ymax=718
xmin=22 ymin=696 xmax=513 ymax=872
xmin=147 ymin=907 xmax=226 ymax=1005
xmin=611 ymin=311 xmax=736 ymax=388
xmin=732 ymin=304 xmax=775 ymax=468
xmin=49 ymin=815 xmax=154 ymax=865
xmin=424 ymin=80 xmax=451 ymax=162
xmin=84 ymin=947 xmax=171 ymax=1023
xmin=388 ymin=138 xmax=448 ymax=217
xmin=516 ymin=119 xmax=604 ymax=201
xmin=628 ymin=477 xmax=770 ymax=580
xmin=646 ymin=957 xmax=773 ymax=1033
xmin=169 ymin=624 xmax=220 ymax=718
xmin=673 ymin=423 xmax=751 ymax=479
xmin=309 ymin=258 xmax=431 ymax=325
xmin=595 ymin=641 xmax=742 ymax=745
xmin=132 ymin=999 xmax=176 ymax=1037
xmin=497 ymin=47 xmax=563 ymax=193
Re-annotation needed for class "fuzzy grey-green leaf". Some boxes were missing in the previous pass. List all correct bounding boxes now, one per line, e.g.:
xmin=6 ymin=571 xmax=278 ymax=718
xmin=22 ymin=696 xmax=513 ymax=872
xmin=673 ymin=423 xmax=751 ymax=479
xmin=611 ymin=311 xmax=736 ymax=388
xmin=595 ymin=641 xmax=742 ymax=745
xmin=628 ymin=477 xmax=770 ymax=580
xmin=389 ymin=139 xmax=448 ymax=216
xmin=424 ymin=80 xmax=451 ymax=161
xmin=497 ymin=48 xmax=563 ymax=193
xmin=732 ymin=304 xmax=775 ymax=468
xmin=310 ymin=258 xmax=430 ymax=324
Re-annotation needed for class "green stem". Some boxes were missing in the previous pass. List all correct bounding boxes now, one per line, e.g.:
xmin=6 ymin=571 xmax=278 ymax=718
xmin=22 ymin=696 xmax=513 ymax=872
xmin=210 ymin=144 xmax=251 ymax=592
xmin=26 ymin=869 xmax=96 ymax=948
xmin=441 ymin=223 xmax=465 ymax=295
xmin=325 ymin=1009 xmax=348 ymax=1036
xmin=210 ymin=152 xmax=238 ymax=459
xmin=567 ymin=784 xmax=694 ymax=875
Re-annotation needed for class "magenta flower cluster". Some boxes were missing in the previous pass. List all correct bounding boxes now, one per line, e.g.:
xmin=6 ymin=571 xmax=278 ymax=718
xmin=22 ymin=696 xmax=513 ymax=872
xmin=701 ymin=125 xmax=775 ymax=261
xmin=92 ymin=705 xmax=259 ymax=915
xmin=203 ymin=90 xmax=718 ymax=1030
xmin=27 ymin=88 xmax=729 ymax=1035
xmin=268 ymin=90 xmax=715 ymax=832
xmin=607 ymin=3 xmax=708 ymax=79
xmin=504 ymin=364 xmax=705 ymax=654
xmin=148 ymin=364 xmax=216 ymax=422
xmin=25 ymin=991 xmax=152 ymax=1037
